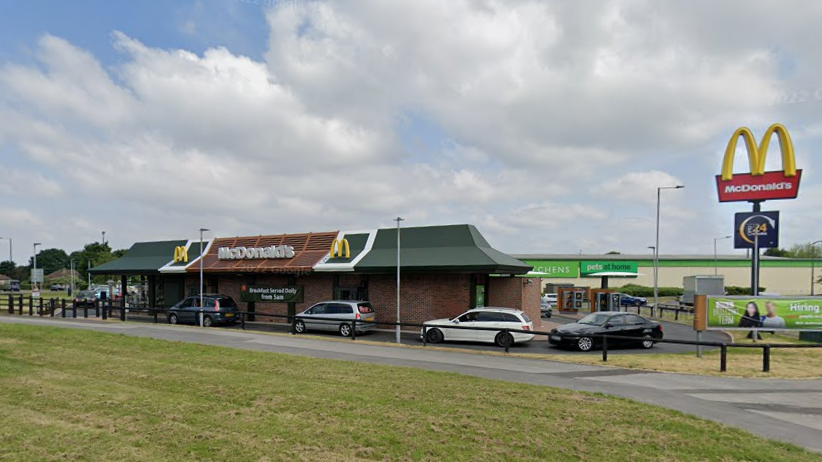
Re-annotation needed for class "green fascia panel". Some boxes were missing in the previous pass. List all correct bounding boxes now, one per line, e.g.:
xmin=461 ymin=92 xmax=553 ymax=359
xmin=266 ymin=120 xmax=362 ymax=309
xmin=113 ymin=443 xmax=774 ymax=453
xmin=324 ymin=233 xmax=369 ymax=264
xmin=636 ymin=259 xmax=817 ymax=268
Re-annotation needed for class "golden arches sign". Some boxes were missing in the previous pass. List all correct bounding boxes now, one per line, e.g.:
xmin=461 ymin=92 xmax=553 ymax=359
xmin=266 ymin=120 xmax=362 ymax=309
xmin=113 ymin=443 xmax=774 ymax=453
xmin=721 ymin=123 xmax=796 ymax=181
xmin=330 ymin=238 xmax=350 ymax=259
xmin=173 ymin=246 xmax=188 ymax=263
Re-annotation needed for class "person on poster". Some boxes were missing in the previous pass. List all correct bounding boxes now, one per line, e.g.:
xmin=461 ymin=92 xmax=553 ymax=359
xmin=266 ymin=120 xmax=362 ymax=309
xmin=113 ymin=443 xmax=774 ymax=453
xmin=761 ymin=301 xmax=786 ymax=329
xmin=738 ymin=301 xmax=762 ymax=339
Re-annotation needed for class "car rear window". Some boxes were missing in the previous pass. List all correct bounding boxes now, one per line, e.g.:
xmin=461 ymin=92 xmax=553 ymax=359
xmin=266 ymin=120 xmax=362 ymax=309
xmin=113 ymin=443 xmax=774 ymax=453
xmin=216 ymin=297 xmax=237 ymax=308
xmin=520 ymin=313 xmax=531 ymax=323
xmin=357 ymin=303 xmax=375 ymax=314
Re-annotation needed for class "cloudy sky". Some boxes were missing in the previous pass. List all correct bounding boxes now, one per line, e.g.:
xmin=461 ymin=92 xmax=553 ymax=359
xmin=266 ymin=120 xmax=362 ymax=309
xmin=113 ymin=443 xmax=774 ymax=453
xmin=1 ymin=0 xmax=821 ymax=263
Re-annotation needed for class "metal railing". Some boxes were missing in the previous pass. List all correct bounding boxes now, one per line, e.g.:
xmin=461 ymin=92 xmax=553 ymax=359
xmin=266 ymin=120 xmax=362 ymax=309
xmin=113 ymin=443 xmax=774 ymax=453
xmin=3 ymin=295 xmax=821 ymax=374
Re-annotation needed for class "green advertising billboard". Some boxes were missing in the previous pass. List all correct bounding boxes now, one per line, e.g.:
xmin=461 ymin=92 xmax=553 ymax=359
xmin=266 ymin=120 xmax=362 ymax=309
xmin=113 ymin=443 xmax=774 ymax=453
xmin=523 ymin=260 xmax=579 ymax=278
xmin=580 ymin=261 xmax=638 ymax=277
xmin=240 ymin=286 xmax=304 ymax=303
xmin=707 ymin=297 xmax=822 ymax=331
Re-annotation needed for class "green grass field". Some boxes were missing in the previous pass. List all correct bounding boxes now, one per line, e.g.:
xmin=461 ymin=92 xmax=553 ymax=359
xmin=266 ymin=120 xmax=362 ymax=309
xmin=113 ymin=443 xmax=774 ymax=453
xmin=0 ymin=324 xmax=819 ymax=462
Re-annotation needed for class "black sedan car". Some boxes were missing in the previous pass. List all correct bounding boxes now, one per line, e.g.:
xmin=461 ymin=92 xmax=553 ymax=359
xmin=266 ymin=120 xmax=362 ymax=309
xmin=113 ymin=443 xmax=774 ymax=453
xmin=549 ymin=312 xmax=663 ymax=351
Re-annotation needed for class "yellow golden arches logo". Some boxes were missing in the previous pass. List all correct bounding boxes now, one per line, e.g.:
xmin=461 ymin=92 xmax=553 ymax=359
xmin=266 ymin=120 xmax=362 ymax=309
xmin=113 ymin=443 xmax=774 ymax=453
xmin=173 ymin=246 xmax=189 ymax=263
xmin=721 ymin=123 xmax=796 ymax=181
xmin=330 ymin=238 xmax=350 ymax=259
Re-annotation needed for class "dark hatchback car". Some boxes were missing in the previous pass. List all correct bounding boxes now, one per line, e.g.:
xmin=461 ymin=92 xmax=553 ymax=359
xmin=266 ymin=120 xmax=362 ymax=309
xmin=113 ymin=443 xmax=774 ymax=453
xmin=549 ymin=312 xmax=663 ymax=351
xmin=167 ymin=294 xmax=239 ymax=327
xmin=73 ymin=290 xmax=98 ymax=308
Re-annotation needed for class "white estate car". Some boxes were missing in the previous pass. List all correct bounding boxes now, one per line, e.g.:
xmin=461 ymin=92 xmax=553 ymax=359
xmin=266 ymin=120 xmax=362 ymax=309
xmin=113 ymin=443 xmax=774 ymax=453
xmin=421 ymin=307 xmax=535 ymax=348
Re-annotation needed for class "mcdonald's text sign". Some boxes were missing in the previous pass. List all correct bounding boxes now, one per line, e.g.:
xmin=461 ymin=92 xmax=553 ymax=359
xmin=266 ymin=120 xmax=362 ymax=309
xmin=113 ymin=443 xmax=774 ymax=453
xmin=715 ymin=123 xmax=801 ymax=202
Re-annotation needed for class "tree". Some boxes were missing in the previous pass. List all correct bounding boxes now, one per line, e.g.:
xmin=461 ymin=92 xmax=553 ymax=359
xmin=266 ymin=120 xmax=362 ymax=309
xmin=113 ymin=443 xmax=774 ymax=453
xmin=787 ymin=243 xmax=822 ymax=259
xmin=28 ymin=248 xmax=69 ymax=275
xmin=764 ymin=248 xmax=789 ymax=257
xmin=0 ymin=260 xmax=15 ymax=276
xmin=606 ymin=251 xmax=621 ymax=255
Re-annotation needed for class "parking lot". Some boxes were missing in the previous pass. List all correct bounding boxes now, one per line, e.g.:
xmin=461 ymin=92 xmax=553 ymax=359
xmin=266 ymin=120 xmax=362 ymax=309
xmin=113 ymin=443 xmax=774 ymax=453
xmin=103 ymin=310 xmax=726 ymax=356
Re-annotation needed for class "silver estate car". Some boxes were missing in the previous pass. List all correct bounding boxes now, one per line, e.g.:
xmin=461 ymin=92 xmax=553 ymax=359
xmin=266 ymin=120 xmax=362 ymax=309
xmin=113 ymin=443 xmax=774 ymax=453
xmin=294 ymin=301 xmax=377 ymax=337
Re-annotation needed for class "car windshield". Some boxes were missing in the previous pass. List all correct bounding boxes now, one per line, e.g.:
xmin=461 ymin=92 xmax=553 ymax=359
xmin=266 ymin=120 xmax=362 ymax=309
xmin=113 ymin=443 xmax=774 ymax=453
xmin=577 ymin=314 xmax=613 ymax=326
xmin=78 ymin=291 xmax=94 ymax=298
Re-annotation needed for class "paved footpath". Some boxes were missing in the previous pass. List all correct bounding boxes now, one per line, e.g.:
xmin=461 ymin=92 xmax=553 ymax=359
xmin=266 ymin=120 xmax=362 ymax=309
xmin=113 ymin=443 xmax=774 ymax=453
xmin=2 ymin=316 xmax=821 ymax=453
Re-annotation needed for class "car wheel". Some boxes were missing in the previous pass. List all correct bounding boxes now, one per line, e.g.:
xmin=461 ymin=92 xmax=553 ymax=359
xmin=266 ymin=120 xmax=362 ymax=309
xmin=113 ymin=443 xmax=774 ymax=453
xmin=339 ymin=323 xmax=352 ymax=337
xmin=495 ymin=332 xmax=514 ymax=348
xmin=641 ymin=335 xmax=655 ymax=349
xmin=169 ymin=314 xmax=178 ymax=325
xmin=295 ymin=320 xmax=306 ymax=334
xmin=203 ymin=316 xmax=213 ymax=328
xmin=426 ymin=328 xmax=444 ymax=344
xmin=577 ymin=336 xmax=594 ymax=352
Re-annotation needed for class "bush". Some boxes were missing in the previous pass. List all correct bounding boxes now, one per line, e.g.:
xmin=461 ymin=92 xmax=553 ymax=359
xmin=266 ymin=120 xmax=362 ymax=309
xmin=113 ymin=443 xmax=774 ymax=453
xmin=618 ymin=284 xmax=683 ymax=298
xmin=725 ymin=286 xmax=766 ymax=296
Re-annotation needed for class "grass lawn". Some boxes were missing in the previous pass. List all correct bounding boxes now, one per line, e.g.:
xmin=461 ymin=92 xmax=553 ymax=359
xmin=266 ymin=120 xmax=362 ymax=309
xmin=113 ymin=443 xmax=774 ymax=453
xmin=538 ymin=332 xmax=822 ymax=379
xmin=0 ymin=325 xmax=820 ymax=462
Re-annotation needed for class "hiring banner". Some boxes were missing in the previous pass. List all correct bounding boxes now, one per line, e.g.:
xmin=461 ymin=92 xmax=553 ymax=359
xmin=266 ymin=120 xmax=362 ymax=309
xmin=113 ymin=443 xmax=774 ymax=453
xmin=240 ymin=285 xmax=304 ymax=303
xmin=707 ymin=296 xmax=822 ymax=331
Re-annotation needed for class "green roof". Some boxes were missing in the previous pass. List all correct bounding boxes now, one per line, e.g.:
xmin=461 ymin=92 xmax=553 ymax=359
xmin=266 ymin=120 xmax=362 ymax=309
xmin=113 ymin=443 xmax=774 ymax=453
xmin=353 ymin=225 xmax=530 ymax=274
xmin=89 ymin=240 xmax=187 ymax=275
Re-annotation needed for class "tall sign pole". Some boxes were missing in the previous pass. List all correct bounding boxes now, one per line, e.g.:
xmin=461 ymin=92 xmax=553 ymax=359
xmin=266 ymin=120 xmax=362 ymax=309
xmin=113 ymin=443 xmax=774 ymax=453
xmin=716 ymin=123 xmax=801 ymax=298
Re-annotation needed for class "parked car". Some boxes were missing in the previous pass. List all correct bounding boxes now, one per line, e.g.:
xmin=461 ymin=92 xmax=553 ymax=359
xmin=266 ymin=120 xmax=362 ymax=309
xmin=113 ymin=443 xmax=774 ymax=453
xmin=541 ymin=293 xmax=558 ymax=304
xmin=167 ymin=294 xmax=240 ymax=327
xmin=548 ymin=312 xmax=663 ymax=351
xmin=3 ymin=280 xmax=20 ymax=292
xmin=618 ymin=293 xmax=647 ymax=307
xmin=540 ymin=302 xmax=553 ymax=318
xmin=73 ymin=290 xmax=98 ymax=309
xmin=422 ymin=307 xmax=534 ymax=348
xmin=294 ymin=301 xmax=377 ymax=337
xmin=50 ymin=284 xmax=66 ymax=291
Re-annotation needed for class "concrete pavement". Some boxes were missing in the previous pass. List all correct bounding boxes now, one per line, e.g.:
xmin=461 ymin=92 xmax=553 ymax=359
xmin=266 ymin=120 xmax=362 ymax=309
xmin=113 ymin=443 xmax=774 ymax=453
xmin=2 ymin=315 xmax=820 ymax=453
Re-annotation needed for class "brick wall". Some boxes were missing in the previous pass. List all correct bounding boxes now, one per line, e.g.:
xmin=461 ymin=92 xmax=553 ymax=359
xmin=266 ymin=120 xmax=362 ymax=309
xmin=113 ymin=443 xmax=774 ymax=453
xmin=187 ymin=272 xmax=538 ymax=329
xmin=488 ymin=277 xmax=542 ymax=327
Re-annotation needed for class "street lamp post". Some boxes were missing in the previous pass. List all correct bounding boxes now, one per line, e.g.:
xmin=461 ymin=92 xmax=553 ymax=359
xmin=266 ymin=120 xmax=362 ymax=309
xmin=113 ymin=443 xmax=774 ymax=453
xmin=812 ymin=241 xmax=822 ymax=296
xmin=199 ymin=228 xmax=210 ymax=326
xmin=70 ymin=259 xmax=76 ymax=295
xmin=395 ymin=217 xmax=404 ymax=344
xmin=654 ymin=185 xmax=684 ymax=316
xmin=713 ymin=236 xmax=732 ymax=275
xmin=0 ymin=237 xmax=11 ymax=263
xmin=33 ymin=242 xmax=42 ymax=291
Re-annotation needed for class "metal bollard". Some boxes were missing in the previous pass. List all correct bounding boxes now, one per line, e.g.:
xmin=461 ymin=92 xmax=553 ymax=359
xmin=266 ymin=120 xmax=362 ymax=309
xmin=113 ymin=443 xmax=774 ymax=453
xmin=763 ymin=346 xmax=771 ymax=372
xmin=602 ymin=336 xmax=608 ymax=362
xmin=153 ymin=308 xmax=158 ymax=324
xmin=291 ymin=315 xmax=297 ymax=335
xmin=422 ymin=326 xmax=427 ymax=347
xmin=102 ymin=301 xmax=107 ymax=320
xmin=199 ymin=310 xmax=203 ymax=327
xmin=38 ymin=298 xmax=43 ymax=317
xmin=28 ymin=297 xmax=33 ymax=316
xmin=61 ymin=299 xmax=66 ymax=318
xmin=84 ymin=304 xmax=88 ymax=318
xmin=241 ymin=312 xmax=245 ymax=331
xmin=503 ymin=329 xmax=510 ymax=354
xmin=720 ymin=344 xmax=728 ymax=372
xmin=351 ymin=320 xmax=357 ymax=341
xmin=73 ymin=302 xmax=77 ymax=319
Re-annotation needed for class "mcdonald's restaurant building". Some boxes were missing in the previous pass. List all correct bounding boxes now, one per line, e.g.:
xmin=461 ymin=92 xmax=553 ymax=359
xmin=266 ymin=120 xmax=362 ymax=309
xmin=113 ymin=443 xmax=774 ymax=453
xmin=90 ymin=224 xmax=540 ymax=327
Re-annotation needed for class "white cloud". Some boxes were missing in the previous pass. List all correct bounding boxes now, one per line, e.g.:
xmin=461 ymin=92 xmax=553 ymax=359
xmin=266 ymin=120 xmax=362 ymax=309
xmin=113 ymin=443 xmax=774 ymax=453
xmin=0 ymin=0 xmax=821 ymax=260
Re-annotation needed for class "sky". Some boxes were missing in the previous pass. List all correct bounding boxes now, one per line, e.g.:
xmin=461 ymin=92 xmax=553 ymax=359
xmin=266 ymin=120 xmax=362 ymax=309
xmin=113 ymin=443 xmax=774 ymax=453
xmin=1 ymin=0 xmax=821 ymax=263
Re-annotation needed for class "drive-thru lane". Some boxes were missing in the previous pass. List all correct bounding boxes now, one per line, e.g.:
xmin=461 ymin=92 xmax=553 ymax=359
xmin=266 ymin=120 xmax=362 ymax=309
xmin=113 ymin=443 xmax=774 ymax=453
xmin=1 ymin=315 xmax=820 ymax=453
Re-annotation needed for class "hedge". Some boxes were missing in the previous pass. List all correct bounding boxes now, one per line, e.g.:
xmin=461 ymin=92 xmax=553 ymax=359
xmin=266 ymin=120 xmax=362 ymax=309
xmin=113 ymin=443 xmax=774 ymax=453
xmin=725 ymin=286 xmax=766 ymax=296
xmin=618 ymin=284 xmax=683 ymax=297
